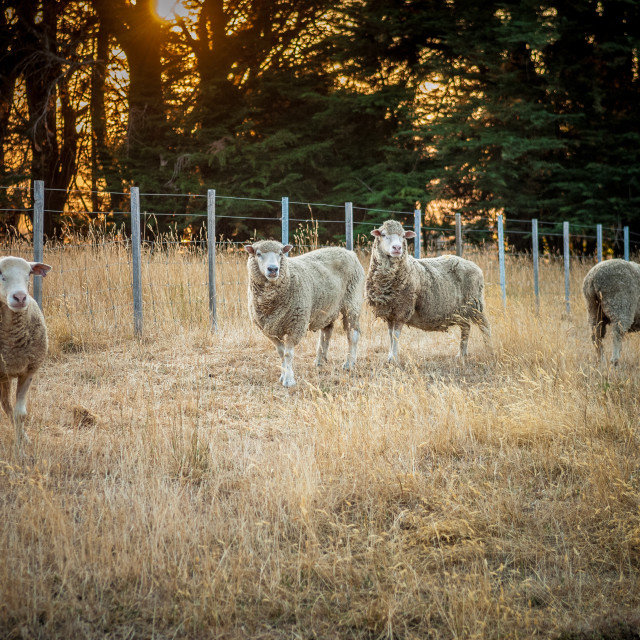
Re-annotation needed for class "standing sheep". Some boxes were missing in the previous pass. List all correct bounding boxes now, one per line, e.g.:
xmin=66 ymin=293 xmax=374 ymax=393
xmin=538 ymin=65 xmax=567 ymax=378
xmin=0 ymin=256 xmax=52 ymax=449
xmin=365 ymin=219 xmax=491 ymax=361
xmin=582 ymin=259 xmax=640 ymax=365
xmin=245 ymin=240 xmax=365 ymax=387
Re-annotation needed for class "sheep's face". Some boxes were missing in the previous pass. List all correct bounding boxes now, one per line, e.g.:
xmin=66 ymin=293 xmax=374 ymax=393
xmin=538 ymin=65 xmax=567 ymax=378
xmin=244 ymin=241 xmax=293 ymax=282
xmin=371 ymin=221 xmax=416 ymax=258
xmin=0 ymin=257 xmax=51 ymax=313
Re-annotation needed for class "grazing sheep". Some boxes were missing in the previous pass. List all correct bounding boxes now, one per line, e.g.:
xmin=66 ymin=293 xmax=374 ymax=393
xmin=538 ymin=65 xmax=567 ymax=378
xmin=365 ymin=219 xmax=491 ymax=361
xmin=0 ymin=256 xmax=52 ymax=449
xmin=245 ymin=240 xmax=365 ymax=387
xmin=582 ymin=259 xmax=640 ymax=365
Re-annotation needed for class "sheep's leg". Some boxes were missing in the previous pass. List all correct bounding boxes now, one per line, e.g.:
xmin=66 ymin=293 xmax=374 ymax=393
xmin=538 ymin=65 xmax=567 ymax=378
xmin=14 ymin=373 xmax=33 ymax=447
xmin=0 ymin=378 xmax=13 ymax=426
xmin=458 ymin=322 xmax=471 ymax=359
xmin=342 ymin=313 xmax=360 ymax=370
xmin=587 ymin=304 xmax=606 ymax=363
xmin=611 ymin=321 xmax=626 ymax=367
xmin=387 ymin=321 xmax=403 ymax=362
xmin=316 ymin=323 xmax=334 ymax=367
xmin=282 ymin=337 xmax=296 ymax=387
xmin=269 ymin=337 xmax=286 ymax=383
xmin=477 ymin=313 xmax=492 ymax=351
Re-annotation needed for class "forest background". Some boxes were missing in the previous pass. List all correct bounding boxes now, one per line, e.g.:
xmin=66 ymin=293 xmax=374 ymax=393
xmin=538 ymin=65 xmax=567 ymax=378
xmin=1 ymin=0 xmax=639 ymax=250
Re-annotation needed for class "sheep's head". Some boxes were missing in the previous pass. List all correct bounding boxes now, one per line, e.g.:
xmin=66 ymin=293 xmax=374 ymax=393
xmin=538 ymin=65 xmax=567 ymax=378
xmin=371 ymin=220 xmax=416 ymax=258
xmin=244 ymin=240 xmax=292 ymax=282
xmin=0 ymin=256 xmax=51 ymax=312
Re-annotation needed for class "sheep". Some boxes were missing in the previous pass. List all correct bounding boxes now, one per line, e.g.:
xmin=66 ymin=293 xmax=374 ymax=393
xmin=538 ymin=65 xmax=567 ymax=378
xmin=244 ymin=240 xmax=365 ymax=387
xmin=582 ymin=258 xmax=640 ymax=365
xmin=0 ymin=256 xmax=52 ymax=450
xmin=365 ymin=219 xmax=491 ymax=361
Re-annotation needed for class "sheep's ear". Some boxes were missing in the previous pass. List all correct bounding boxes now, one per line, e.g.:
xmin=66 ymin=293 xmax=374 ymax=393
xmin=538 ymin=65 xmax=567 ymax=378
xmin=30 ymin=262 xmax=52 ymax=277
xmin=282 ymin=244 xmax=293 ymax=254
xmin=403 ymin=231 xmax=416 ymax=239
xmin=371 ymin=229 xmax=382 ymax=237
xmin=244 ymin=245 xmax=256 ymax=255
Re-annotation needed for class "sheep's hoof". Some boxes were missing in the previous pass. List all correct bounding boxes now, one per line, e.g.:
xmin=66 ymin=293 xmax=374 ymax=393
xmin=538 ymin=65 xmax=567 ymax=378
xmin=342 ymin=361 xmax=354 ymax=371
xmin=282 ymin=379 xmax=297 ymax=388
xmin=315 ymin=360 xmax=326 ymax=368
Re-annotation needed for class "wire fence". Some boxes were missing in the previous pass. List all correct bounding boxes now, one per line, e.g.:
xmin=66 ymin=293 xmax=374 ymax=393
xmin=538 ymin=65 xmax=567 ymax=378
xmin=0 ymin=181 xmax=636 ymax=338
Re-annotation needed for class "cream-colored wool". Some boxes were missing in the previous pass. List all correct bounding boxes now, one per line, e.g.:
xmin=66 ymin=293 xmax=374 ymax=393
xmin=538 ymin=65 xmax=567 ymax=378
xmin=582 ymin=258 xmax=640 ymax=365
xmin=0 ymin=256 xmax=51 ymax=450
xmin=245 ymin=240 xmax=365 ymax=387
xmin=365 ymin=220 xmax=491 ymax=361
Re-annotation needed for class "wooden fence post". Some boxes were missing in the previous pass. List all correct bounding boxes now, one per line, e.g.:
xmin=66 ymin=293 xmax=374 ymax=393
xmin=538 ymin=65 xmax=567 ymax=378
xmin=131 ymin=186 xmax=143 ymax=337
xmin=624 ymin=226 xmax=630 ymax=260
xmin=563 ymin=221 xmax=570 ymax=314
xmin=281 ymin=196 xmax=289 ymax=246
xmin=455 ymin=212 xmax=462 ymax=257
xmin=33 ymin=180 xmax=44 ymax=310
xmin=207 ymin=189 xmax=217 ymax=330
xmin=532 ymin=218 xmax=539 ymax=315
xmin=596 ymin=224 xmax=603 ymax=262
xmin=414 ymin=208 xmax=421 ymax=259
xmin=497 ymin=214 xmax=506 ymax=310
xmin=345 ymin=202 xmax=353 ymax=251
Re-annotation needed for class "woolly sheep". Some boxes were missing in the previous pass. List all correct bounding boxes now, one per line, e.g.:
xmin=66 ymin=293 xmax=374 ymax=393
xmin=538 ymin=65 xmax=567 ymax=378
xmin=244 ymin=240 xmax=365 ymax=387
xmin=365 ymin=219 xmax=491 ymax=361
xmin=0 ymin=256 xmax=52 ymax=449
xmin=582 ymin=259 xmax=640 ymax=365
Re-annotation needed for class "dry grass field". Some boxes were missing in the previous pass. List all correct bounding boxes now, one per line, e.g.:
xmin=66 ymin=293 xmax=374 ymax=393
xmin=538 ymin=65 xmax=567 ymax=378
xmin=1 ymin=239 xmax=639 ymax=639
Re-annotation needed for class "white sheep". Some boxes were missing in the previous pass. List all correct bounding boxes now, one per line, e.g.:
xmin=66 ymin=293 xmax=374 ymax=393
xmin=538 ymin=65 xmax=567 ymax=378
xmin=0 ymin=256 xmax=52 ymax=450
xmin=582 ymin=258 xmax=640 ymax=365
xmin=365 ymin=219 xmax=491 ymax=361
xmin=244 ymin=240 xmax=365 ymax=387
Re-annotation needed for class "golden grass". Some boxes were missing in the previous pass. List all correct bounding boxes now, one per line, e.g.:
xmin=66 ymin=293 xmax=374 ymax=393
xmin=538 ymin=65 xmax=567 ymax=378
xmin=1 ymin=240 xmax=639 ymax=639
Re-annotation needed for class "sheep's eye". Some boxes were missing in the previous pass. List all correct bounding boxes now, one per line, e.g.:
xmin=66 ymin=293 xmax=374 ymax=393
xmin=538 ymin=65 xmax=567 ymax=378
xmin=256 ymin=251 xmax=262 ymax=257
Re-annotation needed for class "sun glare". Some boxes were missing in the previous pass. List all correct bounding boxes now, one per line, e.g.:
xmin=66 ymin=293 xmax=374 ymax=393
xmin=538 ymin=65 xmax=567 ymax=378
xmin=154 ymin=0 xmax=189 ymax=21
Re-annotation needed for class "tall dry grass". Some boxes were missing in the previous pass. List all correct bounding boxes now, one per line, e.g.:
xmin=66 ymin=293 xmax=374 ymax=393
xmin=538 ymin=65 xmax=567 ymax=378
xmin=1 ymin=239 xmax=639 ymax=639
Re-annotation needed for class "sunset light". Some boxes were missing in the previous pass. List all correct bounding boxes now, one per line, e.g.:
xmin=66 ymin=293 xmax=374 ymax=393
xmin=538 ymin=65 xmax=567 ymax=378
xmin=154 ymin=0 xmax=189 ymax=20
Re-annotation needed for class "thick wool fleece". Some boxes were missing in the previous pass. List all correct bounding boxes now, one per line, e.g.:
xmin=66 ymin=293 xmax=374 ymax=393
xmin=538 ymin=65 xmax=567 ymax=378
xmin=365 ymin=221 xmax=487 ymax=333
xmin=247 ymin=241 xmax=364 ymax=344
xmin=0 ymin=299 xmax=48 ymax=380
xmin=583 ymin=259 xmax=640 ymax=362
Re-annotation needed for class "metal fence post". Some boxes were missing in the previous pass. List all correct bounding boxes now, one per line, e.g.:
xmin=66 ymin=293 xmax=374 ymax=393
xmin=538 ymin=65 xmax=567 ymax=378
xmin=532 ymin=218 xmax=539 ymax=315
xmin=596 ymin=224 xmax=603 ymax=262
xmin=563 ymin=221 xmax=570 ymax=314
xmin=281 ymin=196 xmax=289 ymax=246
xmin=624 ymin=226 xmax=630 ymax=260
xmin=497 ymin=214 xmax=506 ymax=310
xmin=414 ymin=208 xmax=421 ymax=259
xmin=345 ymin=201 xmax=353 ymax=251
xmin=207 ymin=189 xmax=217 ymax=331
xmin=455 ymin=212 xmax=463 ymax=257
xmin=131 ymin=187 xmax=143 ymax=337
xmin=32 ymin=180 xmax=44 ymax=310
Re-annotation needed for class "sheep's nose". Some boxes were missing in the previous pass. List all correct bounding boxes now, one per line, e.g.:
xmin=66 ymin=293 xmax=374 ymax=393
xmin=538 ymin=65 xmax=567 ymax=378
xmin=392 ymin=244 xmax=402 ymax=252
xmin=267 ymin=266 xmax=279 ymax=276
xmin=12 ymin=292 xmax=27 ymax=306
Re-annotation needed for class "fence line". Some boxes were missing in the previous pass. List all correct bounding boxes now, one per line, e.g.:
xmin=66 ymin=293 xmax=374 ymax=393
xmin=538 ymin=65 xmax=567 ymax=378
xmin=0 ymin=180 xmax=635 ymax=334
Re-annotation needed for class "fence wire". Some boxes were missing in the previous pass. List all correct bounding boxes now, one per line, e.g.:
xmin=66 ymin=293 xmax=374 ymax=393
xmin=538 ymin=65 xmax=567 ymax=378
xmin=0 ymin=183 xmax=635 ymax=337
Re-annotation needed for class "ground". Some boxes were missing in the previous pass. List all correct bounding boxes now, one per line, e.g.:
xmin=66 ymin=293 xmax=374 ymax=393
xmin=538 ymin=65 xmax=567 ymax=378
xmin=1 ymin=246 xmax=639 ymax=639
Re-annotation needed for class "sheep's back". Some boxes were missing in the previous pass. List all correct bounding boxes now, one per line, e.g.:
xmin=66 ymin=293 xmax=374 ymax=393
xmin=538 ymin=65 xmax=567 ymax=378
xmin=410 ymin=255 xmax=485 ymax=328
xmin=583 ymin=259 xmax=640 ymax=327
xmin=290 ymin=248 xmax=364 ymax=330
